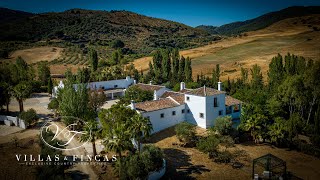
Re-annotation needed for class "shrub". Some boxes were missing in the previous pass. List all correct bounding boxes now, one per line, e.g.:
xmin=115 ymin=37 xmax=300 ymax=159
xmin=115 ymin=145 xmax=164 ymax=179
xmin=19 ymin=108 xmax=38 ymax=126
xmin=213 ymin=151 xmax=234 ymax=164
xmin=197 ymin=135 xmax=220 ymax=155
xmin=214 ymin=116 xmax=233 ymax=135
xmin=175 ymin=122 xmax=196 ymax=144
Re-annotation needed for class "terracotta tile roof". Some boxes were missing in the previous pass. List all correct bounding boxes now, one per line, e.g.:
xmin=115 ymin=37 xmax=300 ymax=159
xmin=135 ymin=98 xmax=180 ymax=112
xmin=134 ymin=83 xmax=165 ymax=92
xmin=185 ymin=86 xmax=225 ymax=96
xmin=161 ymin=91 xmax=184 ymax=98
xmin=169 ymin=94 xmax=185 ymax=105
xmin=225 ymin=95 xmax=242 ymax=106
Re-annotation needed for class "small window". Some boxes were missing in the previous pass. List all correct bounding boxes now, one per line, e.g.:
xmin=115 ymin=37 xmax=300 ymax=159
xmin=219 ymin=110 xmax=223 ymax=116
xmin=214 ymin=97 xmax=218 ymax=107
xmin=199 ymin=113 xmax=204 ymax=118
xmin=186 ymin=96 xmax=190 ymax=101
xmin=160 ymin=113 xmax=164 ymax=118
xmin=181 ymin=109 xmax=185 ymax=114
xmin=172 ymin=111 xmax=176 ymax=116
xmin=114 ymin=85 xmax=118 ymax=88
xmin=187 ymin=109 xmax=190 ymax=113
xmin=233 ymin=104 xmax=240 ymax=112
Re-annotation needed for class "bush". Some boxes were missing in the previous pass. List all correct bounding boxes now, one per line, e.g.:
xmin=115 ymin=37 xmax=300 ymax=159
xmin=48 ymin=98 xmax=59 ymax=110
xmin=197 ymin=135 xmax=220 ymax=155
xmin=175 ymin=122 xmax=196 ymax=145
xmin=214 ymin=116 xmax=233 ymax=135
xmin=115 ymin=145 xmax=164 ymax=179
xmin=213 ymin=151 xmax=234 ymax=164
xmin=19 ymin=108 xmax=38 ymax=126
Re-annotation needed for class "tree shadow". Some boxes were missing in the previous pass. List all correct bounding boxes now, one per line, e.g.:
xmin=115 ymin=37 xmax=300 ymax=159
xmin=146 ymin=126 xmax=176 ymax=143
xmin=161 ymin=148 xmax=210 ymax=179
xmin=66 ymin=170 xmax=90 ymax=180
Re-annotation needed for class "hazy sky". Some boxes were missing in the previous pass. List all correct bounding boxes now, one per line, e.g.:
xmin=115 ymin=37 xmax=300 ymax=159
xmin=0 ymin=0 xmax=319 ymax=27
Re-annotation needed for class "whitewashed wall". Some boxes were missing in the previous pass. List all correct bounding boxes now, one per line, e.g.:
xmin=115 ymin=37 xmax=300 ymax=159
xmin=185 ymin=94 xmax=207 ymax=128
xmin=141 ymin=105 xmax=186 ymax=134
xmin=86 ymin=76 xmax=134 ymax=90
xmin=205 ymin=93 xmax=226 ymax=128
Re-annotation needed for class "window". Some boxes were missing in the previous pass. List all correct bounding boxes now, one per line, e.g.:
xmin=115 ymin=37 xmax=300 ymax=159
xmin=160 ymin=113 xmax=164 ymax=118
xmin=186 ymin=96 xmax=190 ymax=101
xmin=199 ymin=113 xmax=204 ymax=118
xmin=219 ymin=110 xmax=223 ymax=116
xmin=181 ymin=109 xmax=185 ymax=114
xmin=114 ymin=85 xmax=118 ymax=88
xmin=187 ymin=109 xmax=190 ymax=113
xmin=226 ymin=107 xmax=232 ymax=114
xmin=233 ymin=104 xmax=240 ymax=112
xmin=214 ymin=97 xmax=218 ymax=107
xmin=172 ymin=111 xmax=176 ymax=116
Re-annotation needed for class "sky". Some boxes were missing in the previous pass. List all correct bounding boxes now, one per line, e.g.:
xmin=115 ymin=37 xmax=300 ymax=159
xmin=0 ymin=0 xmax=319 ymax=27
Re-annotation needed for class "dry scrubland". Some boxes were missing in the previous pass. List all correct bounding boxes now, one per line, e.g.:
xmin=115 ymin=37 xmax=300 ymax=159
xmin=147 ymin=126 xmax=320 ymax=180
xmin=134 ymin=15 xmax=320 ymax=81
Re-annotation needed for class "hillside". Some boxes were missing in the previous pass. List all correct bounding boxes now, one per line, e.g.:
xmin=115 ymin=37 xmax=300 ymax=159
xmin=195 ymin=25 xmax=218 ymax=34
xmin=134 ymin=14 xmax=320 ymax=81
xmin=0 ymin=8 xmax=216 ymax=54
xmin=199 ymin=6 xmax=320 ymax=35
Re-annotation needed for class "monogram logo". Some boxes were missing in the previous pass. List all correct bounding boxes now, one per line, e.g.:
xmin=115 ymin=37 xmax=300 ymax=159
xmin=40 ymin=116 xmax=92 ymax=151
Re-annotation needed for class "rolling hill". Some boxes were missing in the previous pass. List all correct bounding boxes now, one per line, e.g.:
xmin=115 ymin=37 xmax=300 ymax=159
xmin=134 ymin=14 xmax=320 ymax=82
xmin=0 ymin=8 xmax=217 ymax=54
xmin=197 ymin=6 xmax=320 ymax=35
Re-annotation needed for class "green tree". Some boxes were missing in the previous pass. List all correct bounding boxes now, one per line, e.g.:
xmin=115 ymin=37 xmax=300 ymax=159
xmin=13 ymin=81 xmax=33 ymax=112
xmin=130 ymin=114 xmax=153 ymax=153
xmin=19 ymin=108 xmax=38 ymax=126
xmin=178 ymin=56 xmax=186 ymax=82
xmin=0 ymin=82 xmax=11 ymax=113
xmin=88 ymin=89 xmax=107 ymax=112
xmin=213 ymin=116 xmax=233 ymax=135
xmin=268 ymin=54 xmax=284 ymax=89
xmin=175 ymin=122 xmax=196 ymax=145
xmin=37 ymin=62 xmax=51 ymax=86
xmin=250 ymin=64 xmax=263 ymax=89
xmin=185 ymin=57 xmax=192 ymax=82
xmin=120 ymin=85 xmax=153 ymax=104
xmin=268 ymin=117 xmax=287 ymax=146
xmin=47 ymin=77 xmax=53 ymax=95
xmin=111 ymin=39 xmax=125 ymax=49
xmin=80 ymin=120 xmax=101 ymax=156
xmin=89 ymin=49 xmax=98 ymax=71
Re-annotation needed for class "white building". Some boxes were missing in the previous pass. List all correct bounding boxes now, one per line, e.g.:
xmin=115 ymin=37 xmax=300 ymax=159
xmin=52 ymin=76 xmax=135 ymax=99
xmin=131 ymin=82 xmax=242 ymax=134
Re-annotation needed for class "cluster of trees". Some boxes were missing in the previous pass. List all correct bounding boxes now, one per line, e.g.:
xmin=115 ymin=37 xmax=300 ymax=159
xmin=142 ymin=48 xmax=192 ymax=85
xmin=217 ymin=54 xmax=320 ymax=155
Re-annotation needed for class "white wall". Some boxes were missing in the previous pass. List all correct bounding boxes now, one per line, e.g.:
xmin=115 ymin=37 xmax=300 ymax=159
xmin=141 ymin=105 xmax=186 ymax=134
xmin=205 ymin=94 xmax=226 ymax=128
xmin=185 ymin=94 xmax=207 ymax=129
xmin=154 ymin=87 xmax=170 ymax=100
xmin=87 ymin=76 xmax=134 ymax=90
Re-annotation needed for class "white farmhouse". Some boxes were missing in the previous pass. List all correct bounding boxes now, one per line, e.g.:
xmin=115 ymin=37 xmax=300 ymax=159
xmin=52 ymin=76 xmax=135 ymax=99
xmin=130 ymin=82 xmax=242 ymax=134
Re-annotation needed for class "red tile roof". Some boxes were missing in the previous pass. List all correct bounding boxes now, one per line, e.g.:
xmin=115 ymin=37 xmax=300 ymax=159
xmin=225 ymin=95 xmax=242 ymax=106
xmin=134 ymin=83 xmax=165 ymax=92
xmin=185 ymin=86 xmax=225 ymax=96
xmin=135 ymin=98 xmax=180 ymax=112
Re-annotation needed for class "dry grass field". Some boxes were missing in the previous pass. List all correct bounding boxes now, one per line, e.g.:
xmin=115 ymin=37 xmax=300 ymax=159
xmin=147 ymin=126 xmax=320 ymax=180
xmin=134 ymin=15 xmax=320 ymax=81
xmin=8 ymin=46 xmax=64 ymax=64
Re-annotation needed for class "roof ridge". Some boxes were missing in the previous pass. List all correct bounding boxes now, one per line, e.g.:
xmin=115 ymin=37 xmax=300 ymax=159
xmin=167 ymin=96 xmax=181 ymax=105
xmin=137 ymin=83 xmax=165 ymax=87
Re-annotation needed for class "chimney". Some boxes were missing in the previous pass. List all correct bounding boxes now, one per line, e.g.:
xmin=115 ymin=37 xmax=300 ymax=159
xmin=153 ymin=90 xmax=158 ymax=100
xmin=204 ymin=85 xmax=207 ymax=96
xmin=130 ymin=100 xmax=136 ymax=110
xmin=180 ymin=82 xmax=185 ymax=91
xmin=218 ymin=82 xmax=222 ymax=91
xmin=126 ymin=76 xmax=130 ymax=81
xmin=149 ymin=81 xmax=152 ymax=85
xmin=133 ymin=80 xmax=137 ymax=85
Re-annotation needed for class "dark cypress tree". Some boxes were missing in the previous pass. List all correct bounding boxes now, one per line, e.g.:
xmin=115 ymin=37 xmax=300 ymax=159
xmin=152 ymin=50 xmax=162 ymax=83
xmin=161 ymin=49 xmax=171 ymax=82
xmin=268 ymin=54 xmax=284 ymax=89
xmin=89 ymin=49 xmax=98 ymax=71
xmin=216 ymin=64 xmax=220 ymax=82
xmin=185 ymin=57 xmax=192 ymax=82
xmin=171 ymin=48 xmax=180 ymax=82
xmin=47 ymin=77 xmax=53 ymax=95
xmin=178 ymin=56 xmax=186 ymax=82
